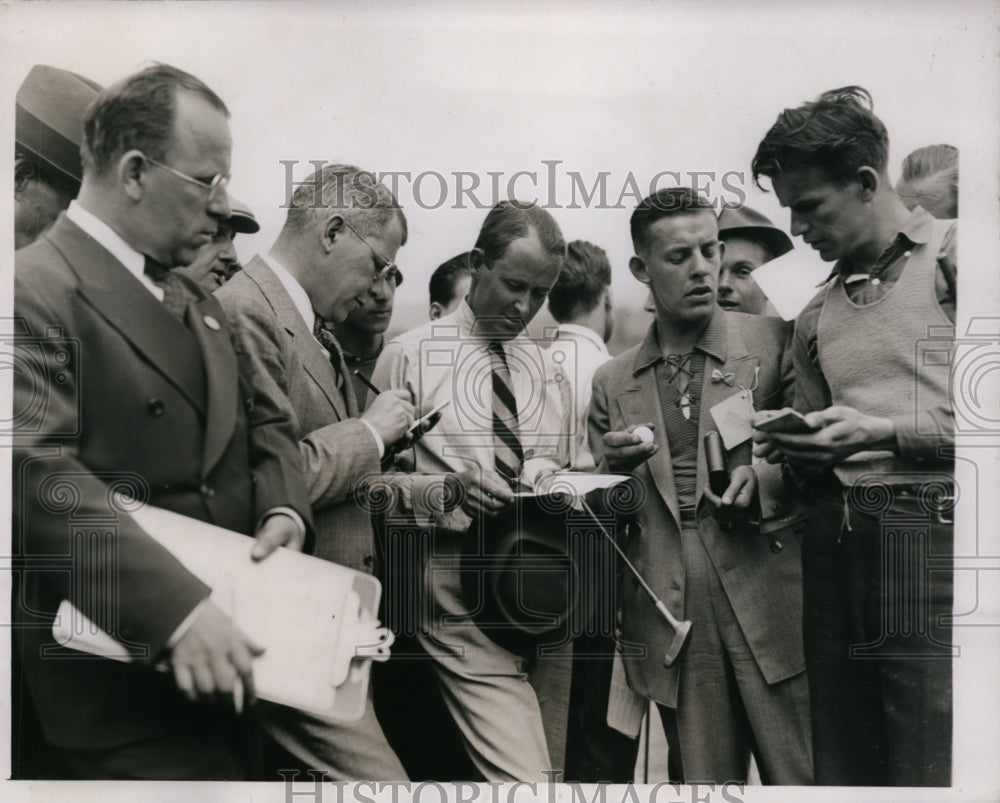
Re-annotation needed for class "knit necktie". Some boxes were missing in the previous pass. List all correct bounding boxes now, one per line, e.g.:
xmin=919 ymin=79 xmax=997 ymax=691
xmin=488 ymin=340 xmax=524 ymax=487
xmin=312 ymin=316 xmax=347 ymax=392
xmin=144 ymin=256 xmax=189 ymax=319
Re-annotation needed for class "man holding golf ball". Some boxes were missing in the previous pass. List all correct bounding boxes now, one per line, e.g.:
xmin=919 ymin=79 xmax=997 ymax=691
xmin=588 ymin=187 xmax=812 ymax=785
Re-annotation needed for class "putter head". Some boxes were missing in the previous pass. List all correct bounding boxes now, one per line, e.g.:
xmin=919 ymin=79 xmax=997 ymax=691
xmin=662 ymin=619 xmax=692 ymax=667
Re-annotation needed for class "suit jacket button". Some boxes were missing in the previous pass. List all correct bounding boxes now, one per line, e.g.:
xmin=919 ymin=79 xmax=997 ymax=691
xmin=770 ymin=539 xmax=783 ymax=553
xmin=363 ymin=554 xmax=374 ymax=567
xmin=200 ymin=484 xmax=215 ymax=499
xmin=147 ymin=397 xmax=165 ymax=417
xmin=244 ymin=397 xmax=255 ymax=413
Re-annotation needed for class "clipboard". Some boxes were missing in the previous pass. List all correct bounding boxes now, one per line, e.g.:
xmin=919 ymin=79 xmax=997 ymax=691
xmin=51 ymin=504 xmax=394 ymax=722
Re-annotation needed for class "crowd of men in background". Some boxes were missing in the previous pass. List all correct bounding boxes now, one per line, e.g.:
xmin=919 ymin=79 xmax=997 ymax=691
xmin=12 ymin=63 xmax=958 ymax=787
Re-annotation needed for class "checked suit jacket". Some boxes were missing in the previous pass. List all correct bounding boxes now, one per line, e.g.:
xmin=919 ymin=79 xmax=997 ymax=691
xmin=589 ymin=310 xmax=804 ymax=708
xmin=12 ymin=214 xmax=312 ymax=753
xmin=216 ymin=255 xmax=382 ymax=573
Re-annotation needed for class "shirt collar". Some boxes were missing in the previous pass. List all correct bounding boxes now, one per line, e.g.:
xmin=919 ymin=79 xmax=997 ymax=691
xmin=66 ymin=200 xmax=146 ymax=280
xmin=824 ymin=205 xmax=936 ymax=284
xmin=554 ymin=323 xmax=609 ymax=354
xmin=633 ymin=307 xmax=727 ymax=374
xmin=260 ymin=252 xmax=316 ymax=333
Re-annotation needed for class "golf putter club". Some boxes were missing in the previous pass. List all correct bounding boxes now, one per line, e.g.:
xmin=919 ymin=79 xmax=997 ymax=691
xmin=578 ymin=494 xmax=692 ymax=667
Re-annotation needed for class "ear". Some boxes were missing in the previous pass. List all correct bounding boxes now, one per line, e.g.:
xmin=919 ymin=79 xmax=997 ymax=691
xmin=14 ymin=157 xmax=36 ymax=195
xmin=468 ymin=247 xmax=487 ymax=275
xmin=856 ymin=167 xmax=880 ymax=201
xmin=629 ymin=255 xmax=650 ymax=285
xmin=119 ymin=150 xmax=147 ymax=202
xmin=323 ymin=214 xmax=345 ymax=252
xmin=429 ymin=302 xmax=443 ymax=320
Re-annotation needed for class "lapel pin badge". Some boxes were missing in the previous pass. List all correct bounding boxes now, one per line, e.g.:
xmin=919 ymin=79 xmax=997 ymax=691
xmin=203 ymin=315 xmax=221 ymax=331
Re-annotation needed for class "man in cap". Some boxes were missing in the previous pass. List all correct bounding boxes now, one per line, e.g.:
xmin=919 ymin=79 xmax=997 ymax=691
xmin=180 ymin=195 xmax=259 ymax=291
xmin=15 ymin=64 xmax=102 ymax=249
xmin=716 ymin=204 xmax=793 ymax=315
xmin=13 ymin=63 xmax=312 ymax=780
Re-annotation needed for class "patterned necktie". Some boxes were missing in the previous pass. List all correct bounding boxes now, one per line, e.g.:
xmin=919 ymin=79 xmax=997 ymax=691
xmin=488 ymin=340 xmax=524 ymax=487
xmin=665 ymin=352 xmax=694 ymax=420
xmin=312 ymin=316 xmax=347 ymax=393
xmin=144 ymin=256 xmax=190 ymax=319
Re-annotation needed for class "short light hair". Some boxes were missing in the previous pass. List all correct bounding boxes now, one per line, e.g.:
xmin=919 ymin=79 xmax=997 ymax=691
xmin=83 ymin=63 xmax=228 ymax=176
xmin=546 ymin=240 xmax=611 ymax=323
xmin=896 ymin=144 xmax=958 ymax=219
xmin=283 ymin=163 xmax=407 ymax=244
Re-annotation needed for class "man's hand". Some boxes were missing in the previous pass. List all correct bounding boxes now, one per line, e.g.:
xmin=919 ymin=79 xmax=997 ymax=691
xmin=753 ymin=405 xmax=895 ymax=467
xmin=702 ymin=465 xmax=758 ymax=516
xmin=362 ymin=389 xmax=415 ymax=447
xmin=170 ymin=601 xmax=263 ymax=710
xmin=602 ymin=422 xmax=659 ymax=474
xmin=251 ymin=512 xmax=305 ymax=560
xmin=451 ymin=466 xmax=515 ymax=519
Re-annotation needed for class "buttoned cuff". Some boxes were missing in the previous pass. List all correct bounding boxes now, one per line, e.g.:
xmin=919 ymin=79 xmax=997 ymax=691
xmin=360 ymin=419 xmax=386 ymax=459
xmin=891 ymin=411 xmax=949 ymax=462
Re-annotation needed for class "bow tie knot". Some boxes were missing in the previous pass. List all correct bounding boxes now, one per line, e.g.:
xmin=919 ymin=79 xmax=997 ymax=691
xmin=711 ymin=368 xmax=736 ymax=386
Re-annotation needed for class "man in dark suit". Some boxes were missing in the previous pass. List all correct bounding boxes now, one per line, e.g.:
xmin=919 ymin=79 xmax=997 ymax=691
xmin=12 ymin=64 xmax=313 ymax=780
xmin=216 ymin=163 xmax=414 ymax=779
xmin=589 ymin=187 xmax=812 ymax=784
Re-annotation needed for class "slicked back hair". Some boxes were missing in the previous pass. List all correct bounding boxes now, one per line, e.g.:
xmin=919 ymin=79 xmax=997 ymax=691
xmin=630 ymin=187 xmax=716 ymax=253
xmin=82 ymin=63 xmax=228 ymax=176
xmin=474 ymin=201 xmax=565 ymax=269
xmin=546 ymin=240 xmax=612 ymax=323
xmin=283 ymin=163 xmax=407 ymax=245
xmin=751 ymin=86 xmax=889 ymax=190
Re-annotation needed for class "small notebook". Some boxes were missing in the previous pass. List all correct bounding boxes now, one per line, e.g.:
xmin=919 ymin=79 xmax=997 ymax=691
xmin=52 ymin=504 xmax=393 ymax=722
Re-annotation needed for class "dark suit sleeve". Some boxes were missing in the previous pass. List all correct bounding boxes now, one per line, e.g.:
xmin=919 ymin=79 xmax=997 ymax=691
xmin=588 ymin=361 xmax=613 ymax=469
xmin=13 ymin=269 xmax=210 ymax=662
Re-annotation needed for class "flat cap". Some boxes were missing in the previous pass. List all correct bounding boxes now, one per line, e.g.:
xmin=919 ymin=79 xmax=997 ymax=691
xmin=718 ymin=205 xmax=793 ymax=260
xmin=226 ymin=196 xmax=260 ymax=234
xmin=16 ymin=64 xmax=103 ymax=185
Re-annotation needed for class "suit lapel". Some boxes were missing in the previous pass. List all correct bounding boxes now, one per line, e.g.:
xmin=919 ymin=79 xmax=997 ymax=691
xmin=244 ymin=256 xmax=348 ymax=421
xmin=52 ymin=217 xmax=206 ymax=414
xmin=617 ymin=363 xmax=681 ymax=529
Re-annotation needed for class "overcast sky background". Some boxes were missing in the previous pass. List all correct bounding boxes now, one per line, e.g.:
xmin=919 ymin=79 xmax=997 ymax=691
xmin=3 ymin=1 xmax=996 ymax=338
xmin=1 ymin=2 xmax=999 ymax=798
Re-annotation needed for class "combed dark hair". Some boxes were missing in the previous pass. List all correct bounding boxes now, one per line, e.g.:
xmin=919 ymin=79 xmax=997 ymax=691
xmin=546 ymin=240 xmax=612 ymax=323
xmin=630 ymin=187 xmax=715 ymax=252
xmin=896 ymin=144 xmax=958 ymax=219
xmin=429 ymin=252 xmax=472 ymax=306
xmin=82 ymin=63 xmax=228 ymax=176
xmin=751 ymin=86 xmax=889 ymax=189
xmin=474 ymin=201 xmax=565 ymax=268
xmin=283 ymin=163 xmax=407 ymax=244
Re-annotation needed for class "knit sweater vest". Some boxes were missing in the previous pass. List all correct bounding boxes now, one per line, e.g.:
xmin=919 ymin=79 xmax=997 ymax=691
xmin=816 ymin=218 xmax=953 ymax=485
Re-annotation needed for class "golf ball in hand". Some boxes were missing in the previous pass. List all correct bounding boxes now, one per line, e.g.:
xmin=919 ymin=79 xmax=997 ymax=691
xmin=634 ymin=426 xmax=654 ymax=445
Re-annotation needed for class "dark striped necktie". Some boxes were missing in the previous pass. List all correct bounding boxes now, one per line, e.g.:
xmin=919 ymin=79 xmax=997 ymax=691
xmin=488 ymin=340 xmax=524 ymax=487
xmin=143 ymin=256 xmax=190 ymax=319
xmin=313 ymin=316 xmax=347 ymax=392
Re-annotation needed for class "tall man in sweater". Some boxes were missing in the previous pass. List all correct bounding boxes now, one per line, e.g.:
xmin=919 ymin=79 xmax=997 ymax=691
xmin=751 ymin=86 xmax=956 ymax=787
